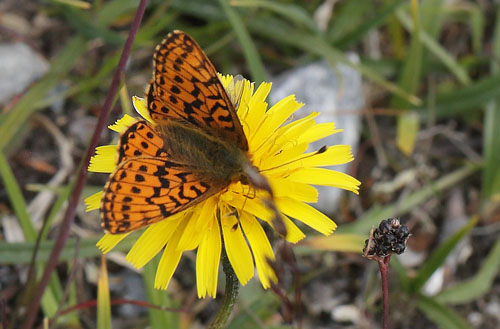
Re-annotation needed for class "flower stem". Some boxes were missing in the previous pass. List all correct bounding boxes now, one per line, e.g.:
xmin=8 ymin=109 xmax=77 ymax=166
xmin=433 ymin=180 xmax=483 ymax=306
xmin=208 ymin=250 xmax=239 ymax=329
xmin=377 ymin=255 xmax=392 ymax=329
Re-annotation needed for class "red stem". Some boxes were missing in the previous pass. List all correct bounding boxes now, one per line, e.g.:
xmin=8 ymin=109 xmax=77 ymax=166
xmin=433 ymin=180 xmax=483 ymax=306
xmin=19 ymin=1 xmax=149 ymax=328
xmin=378 ymin=255 xmax=392 ymax=329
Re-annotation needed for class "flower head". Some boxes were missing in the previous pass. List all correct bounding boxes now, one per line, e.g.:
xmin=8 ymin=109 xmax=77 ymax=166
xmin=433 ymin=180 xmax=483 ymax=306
xmin=85 ymin=75 xmax=360 ymax=298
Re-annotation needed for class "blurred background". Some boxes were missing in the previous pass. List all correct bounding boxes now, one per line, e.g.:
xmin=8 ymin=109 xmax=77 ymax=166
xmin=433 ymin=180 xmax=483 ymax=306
xmin=0 ymin=0 xmax=499 ymax=328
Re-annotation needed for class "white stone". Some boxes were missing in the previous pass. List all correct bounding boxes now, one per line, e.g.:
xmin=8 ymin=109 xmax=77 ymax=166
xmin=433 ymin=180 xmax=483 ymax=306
xmin=270 ymin=58 xmax=364 ymax=214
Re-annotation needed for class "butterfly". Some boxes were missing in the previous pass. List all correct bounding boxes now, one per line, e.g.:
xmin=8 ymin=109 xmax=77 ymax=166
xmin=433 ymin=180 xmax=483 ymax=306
xmin=100 ymin=30 xmax=282 ymax=234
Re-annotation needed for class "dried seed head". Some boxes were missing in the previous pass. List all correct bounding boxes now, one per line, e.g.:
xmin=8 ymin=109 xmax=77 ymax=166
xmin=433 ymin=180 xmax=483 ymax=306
xmin=363 ymin=218 xmax=411 ymax=258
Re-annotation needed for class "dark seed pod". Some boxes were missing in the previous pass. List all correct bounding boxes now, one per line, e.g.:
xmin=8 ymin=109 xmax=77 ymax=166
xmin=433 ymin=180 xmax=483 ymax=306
xmin=379 ymin=220 xmax=391 ymax=234
xmin=392 ymin=243 xmax=406 ymax=255
xmin=397 ymin=226 xmax=410 ymax=240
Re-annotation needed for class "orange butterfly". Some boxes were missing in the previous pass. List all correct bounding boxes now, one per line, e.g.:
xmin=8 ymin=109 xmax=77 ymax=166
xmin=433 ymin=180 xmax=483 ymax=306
xmin=100 ymin=30 xmax=279 ymax=234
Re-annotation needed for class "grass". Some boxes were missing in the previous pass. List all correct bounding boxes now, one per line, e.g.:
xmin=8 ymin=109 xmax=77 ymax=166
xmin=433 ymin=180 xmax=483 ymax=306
xmin=1 ymin=0 xmax=499 ymax=328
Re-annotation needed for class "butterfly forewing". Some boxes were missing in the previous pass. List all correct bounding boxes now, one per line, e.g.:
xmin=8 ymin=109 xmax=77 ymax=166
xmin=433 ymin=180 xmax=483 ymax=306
xmin=148 ymin=30 xmax=248 ymax=151
xmin=101 ymin=157 xmax=222 ymax=233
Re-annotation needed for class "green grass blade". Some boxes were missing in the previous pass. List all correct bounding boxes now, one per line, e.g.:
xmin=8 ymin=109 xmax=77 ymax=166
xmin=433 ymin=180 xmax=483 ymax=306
xmin=249 ymin=18 xmax=421 ymax=106
xmin=429 ymin=73 xmax=500 ymax=117
xmin=0 ymin=152 xmax=36 ymax=241
xmin=412 ymin=217 xmax=477 ymax=292
xmin=397 ymin=10 xmax=471 ymax=85
xmin=0 ymin=236 xmax=138 ymax=264
xmin=97 ymin=256 xmax=112 ymax=329
xmin=0 ymin=154 xmax=63 ymax=316
xmin=143 ymin=254 xmax=179 ymax=329
xmin=338 ymin=163 xmax=480 ymax=234
xmin=334 ymin=0 xmax=407 ymax=49
xmin=437 ymin=230 xmax=500 ymax=304
xmin=416 ymin=295 xmax=472 ymax=329
xmin=393 ymin=1 xmax=423 ymax=155
xmin=218 ymin=0 xmax=268 ymax=84
xmin=481 ymin=4 xmax=500 ymax=204
xmin=230 ymin=0 xmax=318 ymax=32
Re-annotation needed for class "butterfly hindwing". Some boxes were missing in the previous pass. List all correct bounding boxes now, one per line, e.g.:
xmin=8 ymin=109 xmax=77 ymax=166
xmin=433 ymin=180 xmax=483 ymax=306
xmin=148 ymin=30 xmax=249 ymax=151
xmin=101 ymin=157 xmax=221 ymax=233
xmin=117 ymin=120 xmax=168 ymax=164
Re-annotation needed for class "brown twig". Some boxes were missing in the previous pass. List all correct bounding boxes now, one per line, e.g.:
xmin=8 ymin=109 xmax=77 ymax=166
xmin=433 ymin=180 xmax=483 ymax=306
xmin=19 ymin=1 xmax=149 ymax=328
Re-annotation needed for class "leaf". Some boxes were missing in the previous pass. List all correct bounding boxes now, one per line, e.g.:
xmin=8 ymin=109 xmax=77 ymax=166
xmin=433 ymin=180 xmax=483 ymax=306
xmin=337 ymin=163 xmax=480 ymax=234
xmin=97 ymin=256 xmax=112 ymax=329
xmin=437 ymin=230 xmax=500 ymax=304
xmin=219 ymin=0 xmax=268 ymax=84
xmin=298 ymin=233 xmax=365 ymax=253
xmin=230 ymin=0 xmax=318 ymax=32
xmin=396 ymin=111 xmax=420 ymax=156
xmin=416 ymin=295 xmax=472 ymax=329
xmin=412 ymin=217 xmax=477 ymax=293
xmin=143 ymin=254 xmax=179 ymax=329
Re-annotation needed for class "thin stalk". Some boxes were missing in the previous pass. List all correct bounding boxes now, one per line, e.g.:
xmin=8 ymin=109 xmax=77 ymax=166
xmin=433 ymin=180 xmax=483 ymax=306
xmin=378 ymin=255 xmax=392 ymax=329
xmin=208 ymin=250 xmax=239 ymax=329
xmin=19 ymin=1 xmax=149 ymax=328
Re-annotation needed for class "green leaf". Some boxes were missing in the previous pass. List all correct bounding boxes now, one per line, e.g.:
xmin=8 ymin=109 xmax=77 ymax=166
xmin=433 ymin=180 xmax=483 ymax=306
xmin=334 ymin=0 xmax=407 ymax=49
xmin=218 ymin=0 xmax=268 ymax=84
xmin=396 ymin=111 xmax=420 ymax=156
xmin=412 ymin=217 xmax=477 ymax=292
xmin=416 ymin=295 xmax=472 ymax=329
xmin=437 ymin=230 xmax=500 ymax=304
xmin=397 ymin=10 xmax=471 ymax=85
xmin=0 ymin=235 xmax=138 ymax=264
xmin=230 ymin=0 xmax=318 ymax=32
xmin=143 ymin=255 xmax=179 ymax=329
xmin=227 ymin=283 xmax=279 ymax=329
xmin=0 ymin=152 xmax=36 ymax=241
xmin=97 ymin=256 xmax=112 ymax=329
xmin=248 ymin=18 xmax=421 ymax=106
xmin=337 ymin=163 xmax=480 ymax=234
xmin=298 ymin=233 xmax=366 ymax=253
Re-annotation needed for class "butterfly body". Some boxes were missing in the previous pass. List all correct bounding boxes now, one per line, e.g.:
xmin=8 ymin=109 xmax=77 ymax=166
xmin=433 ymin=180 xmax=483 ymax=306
xmin=157 ymin=120 xmax=251 ymax=186
xmin=100 ymin=30 xmax=277 ymax=234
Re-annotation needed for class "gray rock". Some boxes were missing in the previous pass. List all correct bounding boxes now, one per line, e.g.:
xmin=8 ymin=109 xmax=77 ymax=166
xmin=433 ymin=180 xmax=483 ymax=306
xmin=270 ymin=58 xmax=364 ymax=214
xmin=0 ymin=43 xmax=49 ymax=104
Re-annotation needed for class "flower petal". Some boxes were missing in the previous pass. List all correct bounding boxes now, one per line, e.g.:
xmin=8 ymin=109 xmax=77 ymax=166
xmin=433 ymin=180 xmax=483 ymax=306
xmin=269 ymin=177 xmax=318 ymax=203
xmin=196 ymin=217 xmax=221 ymax=298
xmin=297 ymin=122 xmax=342 ymax=145
xmin=97 ymin=232 xmax=130 ymax=254
xmin=132 ymin=96 xmax=154 ymax=123
xmin=89 ymin=145 xmax=117 ymax=173
xmin=276 ymin=197 xmax=337 ymax=236
xmin=240 ymin=212 xmax=277 ymax=288
xmin=225 ymin=194 xmax=306 ymax=243
xmin=301 ymin=145 xmax=354 ymax=167
xmin=154 ymin=218 xmax=189 ymax=290
xmin=177 ymin=197 xmax=217 ymax=251
xmin=108 ymin=114 xmax=137 ymax=133
xmin=126 ymin=213 xmax=184 ymax=268
xmin=245 ymin=82 xmax=272 ymax=141
xmin=251 ymin=95 xmax=303 ymax=151
xmin=288 ymin=168 xmax=361 ymax=194
xmin=221 ymin=206 xmax=254 ymax=285
xmin=85 ymin=191 xmax=103 ymax=212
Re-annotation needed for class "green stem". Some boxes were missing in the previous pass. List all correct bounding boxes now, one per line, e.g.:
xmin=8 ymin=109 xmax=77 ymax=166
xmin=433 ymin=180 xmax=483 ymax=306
xmin=208 ymin=250 xmax=239 ymax=329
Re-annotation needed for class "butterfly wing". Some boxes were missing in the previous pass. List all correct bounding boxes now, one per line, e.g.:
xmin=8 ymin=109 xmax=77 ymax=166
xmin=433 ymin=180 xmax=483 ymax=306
xmin=100 ymin=156 xmax=222 ymax=233
xmin=147 ymin=30 xmax=249 ymax=151
xmin=116 ymin=120 xmax=168 ymax=164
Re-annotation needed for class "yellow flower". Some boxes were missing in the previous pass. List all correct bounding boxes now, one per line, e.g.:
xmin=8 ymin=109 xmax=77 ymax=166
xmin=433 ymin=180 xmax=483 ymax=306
xmin=85 ymin=75 xmax=360 ymax=298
